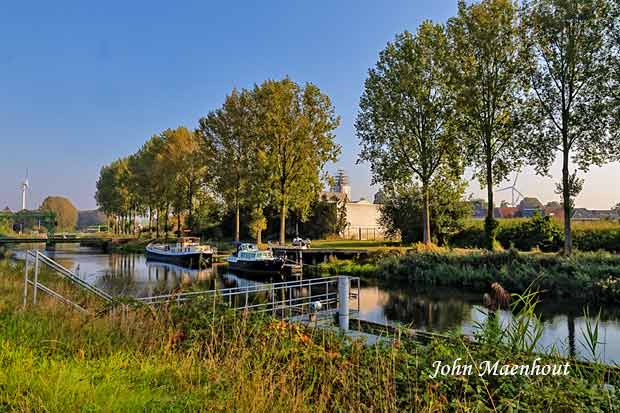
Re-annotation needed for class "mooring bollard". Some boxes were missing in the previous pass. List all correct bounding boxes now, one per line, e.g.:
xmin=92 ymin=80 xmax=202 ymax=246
xmin=338 ymin=276 xmax=349 ymax=331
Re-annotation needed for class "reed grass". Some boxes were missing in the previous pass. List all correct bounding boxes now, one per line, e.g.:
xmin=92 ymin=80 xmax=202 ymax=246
xmin=1 ymin=259 xmax=619 ymax=412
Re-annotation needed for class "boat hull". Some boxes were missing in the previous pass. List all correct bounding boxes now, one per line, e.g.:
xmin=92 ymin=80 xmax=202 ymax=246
xmin=226 ymin=259 xmax=284 ymax=276
xmin=146 ymin=250 xmax=212 ymax=268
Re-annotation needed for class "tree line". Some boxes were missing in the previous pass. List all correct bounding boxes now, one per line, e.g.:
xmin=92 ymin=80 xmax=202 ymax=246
xmin=96 ymin=78 xmax=341 ymax=244
xmin=357 ymin=0 xmax=620 ymax=255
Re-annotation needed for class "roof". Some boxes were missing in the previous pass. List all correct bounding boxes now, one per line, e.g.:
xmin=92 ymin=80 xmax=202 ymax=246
xmin=494 ymin=207 xmax=519 ymax=218
xmin=572 ymin=208 xmax=620 ymax=220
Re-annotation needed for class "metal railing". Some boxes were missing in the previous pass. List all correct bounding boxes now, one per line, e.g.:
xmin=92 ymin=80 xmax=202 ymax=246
xmin=25 ymin=250 xmax=113 ymax=302
xmin=22 ymin=250 xmax=113 ymax=313
xmin=21 ymin=250 xmax=361 ymax=329
xmin=137 ymin=275 xmax=361 ymax=324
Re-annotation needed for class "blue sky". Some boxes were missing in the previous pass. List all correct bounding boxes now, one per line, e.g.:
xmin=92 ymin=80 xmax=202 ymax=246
xmin=1 ymin=0 xmax=618 ymax=211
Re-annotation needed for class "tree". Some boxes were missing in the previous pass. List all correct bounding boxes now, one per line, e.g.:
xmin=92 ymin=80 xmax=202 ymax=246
xmin=448 ymin=0 xmax=528 ymax=249
xmin=254 ymin=78 xmax=341 ymax=244
xmin=357 ymin=22 xmax=458 ymax=245
xmin=198 ymin=89 xmax=254 ymax=242
xmin=40 ymin=196 xmax=78 ymax=231
xmin=379 ymin=173 xmax=471 ymax=244
xmin=160 ymin=127 xmax=207 ymax=232
xmin=522 ymin=0 xmax=618 ymax=255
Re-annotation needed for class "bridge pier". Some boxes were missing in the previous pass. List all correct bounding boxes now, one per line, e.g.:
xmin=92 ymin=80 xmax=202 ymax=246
xmin=45 ymin=241 xmax=56 ymax=251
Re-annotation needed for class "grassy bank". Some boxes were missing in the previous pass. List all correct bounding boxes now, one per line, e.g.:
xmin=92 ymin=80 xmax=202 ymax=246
xmin=317 ymin=249 xmax=620 ymax=302
xmin=1 ymin=260 xmax=618 ymax=411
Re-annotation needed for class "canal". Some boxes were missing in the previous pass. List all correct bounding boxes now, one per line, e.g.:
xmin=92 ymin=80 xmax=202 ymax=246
xmin=6 ymin=245 xmax=620 ymax=365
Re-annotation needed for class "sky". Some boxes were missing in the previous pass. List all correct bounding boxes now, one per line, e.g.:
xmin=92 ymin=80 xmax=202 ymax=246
xmin=1 ymin=0 xmax=618 ymax=211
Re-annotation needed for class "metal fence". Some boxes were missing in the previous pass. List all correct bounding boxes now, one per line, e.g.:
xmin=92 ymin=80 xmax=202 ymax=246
xmin=137 ymin=275 xmax=361 ymax=326
xmin=21 ymin=251 xmax=360 ymax=329
xmin=22 ymin=250 xmax=113 ymax=314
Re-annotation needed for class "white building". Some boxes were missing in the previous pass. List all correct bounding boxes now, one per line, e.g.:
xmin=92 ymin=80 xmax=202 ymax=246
xmin=321 ymin=170 xmax=386 ymax=240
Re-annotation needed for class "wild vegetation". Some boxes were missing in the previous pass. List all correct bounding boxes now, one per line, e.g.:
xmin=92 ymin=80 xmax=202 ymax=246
xmin=358 ymin=0 xmax=620 ymax=255
xmin=318 ymin=248 xmax=620 ymax=303
xmin=1 ymin=260 xmax=618 ymax=411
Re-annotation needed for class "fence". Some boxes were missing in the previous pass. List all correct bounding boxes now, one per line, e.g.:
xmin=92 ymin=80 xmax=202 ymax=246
xmin=22 ymin=250 xmax=113 ymax=314
xmin=138 ymin=275 xmax=360 ymax=328
xmin=342 ymin=226 xmax=385 ymax=241
xmin=21 ymin=251 xmax=360 ymax=329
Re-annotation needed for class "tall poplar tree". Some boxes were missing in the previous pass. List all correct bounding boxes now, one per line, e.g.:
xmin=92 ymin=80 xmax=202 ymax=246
xmin=448 ymin=0 xmax=528 ymax=249
xmin=356 ymin=22 xmax=458 ymax=245
xmin=522 ymin=0 xmax=618 ymax=255
xmin=253 ymin=78 xmax=341 ymax=244
xmin=198 ymin=89 xmax=254 ymax=242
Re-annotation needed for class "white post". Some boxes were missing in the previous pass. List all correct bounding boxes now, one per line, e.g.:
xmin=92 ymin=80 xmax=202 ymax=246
xmin=33 ymin=251 xmax=40 ymax=305
xmin=23 ymin=252 xmax=30 ymax=308
xmin=338 ymin=276 xmax=349 ymax=331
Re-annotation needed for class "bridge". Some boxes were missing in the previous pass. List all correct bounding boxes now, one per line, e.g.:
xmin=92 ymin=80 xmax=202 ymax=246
xmin=0 ymin=235 xmax=135 ymax=254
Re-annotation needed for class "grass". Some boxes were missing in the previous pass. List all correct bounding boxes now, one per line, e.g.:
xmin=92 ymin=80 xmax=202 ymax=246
xmin=316 ymin=249 xmax=620 ymax=302
xmin=2 ymin=258 xmax=620 ymax=411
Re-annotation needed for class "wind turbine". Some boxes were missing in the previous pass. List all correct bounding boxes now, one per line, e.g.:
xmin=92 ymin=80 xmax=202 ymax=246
xmin=496 ymin=173 xmax=524 ymax=207
xmin=21 ymin=170 xmax=30 ymax=211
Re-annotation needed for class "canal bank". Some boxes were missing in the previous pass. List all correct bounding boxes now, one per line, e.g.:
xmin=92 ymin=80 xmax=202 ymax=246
xmin=3 ymin=244 xmax=620 ymax=365
xmin=1 ymin=256 xmax=618 ymax=411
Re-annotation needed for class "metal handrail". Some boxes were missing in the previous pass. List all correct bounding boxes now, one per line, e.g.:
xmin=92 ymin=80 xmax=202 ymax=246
xmin=26 ymin=250 xmax=113 ymax=302
xmin=137 ymin=276 xmax=347 ymax=303
xmin=137 ymin=275 xmax=361 ymax=324
xmin=26 ymin=280 xmax=89 ymax=314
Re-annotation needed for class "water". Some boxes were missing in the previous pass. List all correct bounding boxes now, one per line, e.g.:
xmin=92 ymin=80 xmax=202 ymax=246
xmin=7 ymin=245 xmax=620 ymax=365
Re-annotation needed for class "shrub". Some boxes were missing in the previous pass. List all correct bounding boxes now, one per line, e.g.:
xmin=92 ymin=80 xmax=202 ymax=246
xmin=496 ymin=214 xmax=563 ymax=252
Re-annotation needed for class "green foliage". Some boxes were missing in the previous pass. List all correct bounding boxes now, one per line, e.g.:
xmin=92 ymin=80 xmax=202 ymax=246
xmin=40 ymin=196 xmax=78 ymax=231
xmin=357 ymin=22 xmax=459 ymax=244
xmin=296 ymin=200 xmax=347 ymax=239
xmin=254 ymin=78 xmax=341 ymax=244
xmin=379 ymin=174 xmax=471 ymax=244
xmin=484 ymin=216 xmax=500 ymax=250
xmin=496 ymin=214 xmax=563 ymax=252
xmin=374 ymin=249 xmax=620 ymax=301
xmin=521 ymin=0 xmax=618 ymax=255
xmin=198 ymin=88 xmax=255 ymax=241
xmin=451 ymin=218 xmax=620 ymax=253
xmin=1 ymin=259 xmax=618 ymax=411
xmin=448 ymin=0 xmax=528 ymax=249
xmin=0 ymin=212 xmax=12 ymax=235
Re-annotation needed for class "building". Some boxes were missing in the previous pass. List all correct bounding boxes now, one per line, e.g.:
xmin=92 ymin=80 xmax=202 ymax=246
xmin=572 ymin=208 xmax=620 ymax=221
xmin=319 ymin=170 xmax=386 ymax=240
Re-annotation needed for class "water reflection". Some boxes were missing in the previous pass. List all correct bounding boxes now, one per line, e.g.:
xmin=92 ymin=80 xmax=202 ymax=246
xmin=357 ymin=282 xmax=620 ymax=365
xmin=7 ymin=245 xmax=620 ymax=365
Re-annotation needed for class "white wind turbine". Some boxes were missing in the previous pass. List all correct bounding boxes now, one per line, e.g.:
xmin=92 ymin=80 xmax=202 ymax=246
xmin=21 ymin=170 xmax=30 ymax=211
xmin=496 ymin=173 xmax=524 ymax=207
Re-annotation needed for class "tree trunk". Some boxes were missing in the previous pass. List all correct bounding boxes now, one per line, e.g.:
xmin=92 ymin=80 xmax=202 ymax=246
xmin=235 ymin=202 xmax=240 ymax=242
xmin=164 ymin=206 xmax=169 ymax=239
xmin=156 ymin=209 xmax=160 ymax=239
xmin=562 ymin=144 xmax=572 ymax=256
xmin=257 ymin=228 xmax=262 ymax=245
xmin=279 ymin=199 xmax=286 ymax=245
xmin=484 ymin=154 xmax=497 ymax=250
xmin=422 ymin=181 xmax=431 ymax=245
xmin=177 ymin=214 xmax=181 ymax=237
xmin=148 ymin=208 xmax=152 ymax=237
